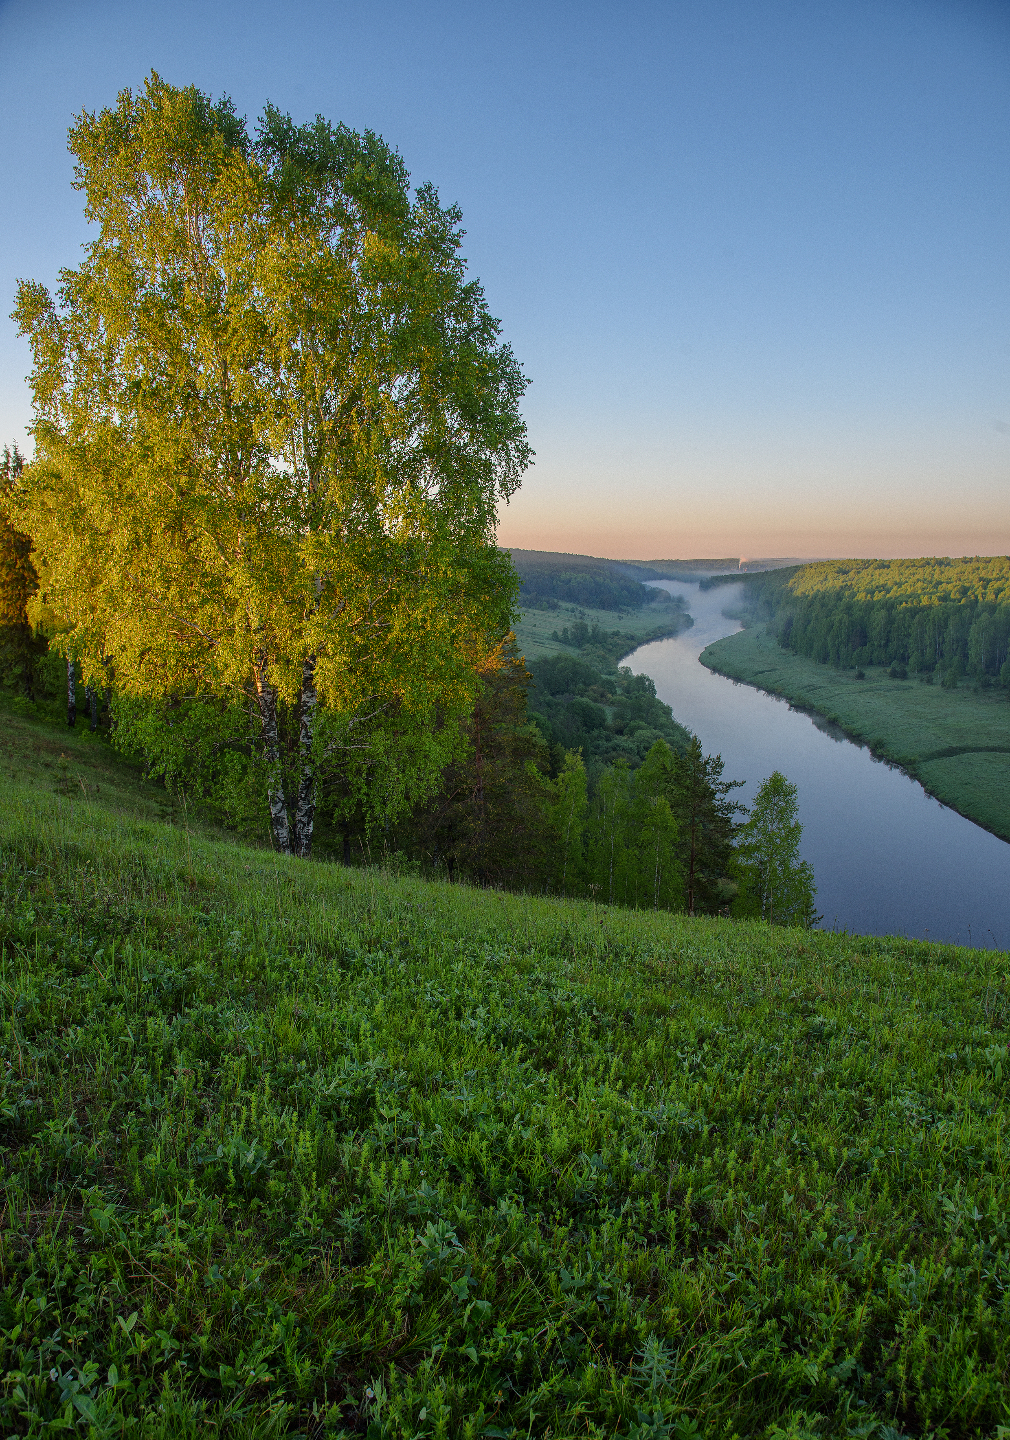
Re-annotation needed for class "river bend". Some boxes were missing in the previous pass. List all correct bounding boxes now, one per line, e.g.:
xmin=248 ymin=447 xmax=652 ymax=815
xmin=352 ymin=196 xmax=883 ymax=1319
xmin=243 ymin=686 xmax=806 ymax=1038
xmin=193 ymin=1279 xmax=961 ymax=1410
xmin=628 ymin=581 xmax=1010 ymax=948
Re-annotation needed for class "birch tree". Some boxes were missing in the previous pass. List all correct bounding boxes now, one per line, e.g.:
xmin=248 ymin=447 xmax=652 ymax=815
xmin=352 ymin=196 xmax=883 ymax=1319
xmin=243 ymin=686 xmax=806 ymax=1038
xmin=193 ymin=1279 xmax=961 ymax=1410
xmin=0 ymin=445 xmax=41 ymax=697
xmin=11 ymin=75 xmax=530 ymax=855
xmin=734 ymin=771 xmax=818 ymax=927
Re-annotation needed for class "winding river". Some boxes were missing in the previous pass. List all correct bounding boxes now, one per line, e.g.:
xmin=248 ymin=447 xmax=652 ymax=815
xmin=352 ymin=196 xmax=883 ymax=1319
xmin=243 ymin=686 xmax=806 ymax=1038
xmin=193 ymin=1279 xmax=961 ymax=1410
xmin=628 ymin=580 xmax=1010 ymax=949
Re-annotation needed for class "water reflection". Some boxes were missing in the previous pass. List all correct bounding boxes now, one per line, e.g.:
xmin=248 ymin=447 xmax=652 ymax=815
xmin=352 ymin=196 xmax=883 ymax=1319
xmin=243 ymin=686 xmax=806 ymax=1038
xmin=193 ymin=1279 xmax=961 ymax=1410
xmin=628 ymin=581 xmax=1010 ymax=949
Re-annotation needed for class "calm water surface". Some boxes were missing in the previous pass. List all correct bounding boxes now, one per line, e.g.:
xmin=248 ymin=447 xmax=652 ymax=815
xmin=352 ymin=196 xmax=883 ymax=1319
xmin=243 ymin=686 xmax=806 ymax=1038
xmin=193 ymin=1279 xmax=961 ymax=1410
xmin=629 ymin=581 xmax=1010 ymax=948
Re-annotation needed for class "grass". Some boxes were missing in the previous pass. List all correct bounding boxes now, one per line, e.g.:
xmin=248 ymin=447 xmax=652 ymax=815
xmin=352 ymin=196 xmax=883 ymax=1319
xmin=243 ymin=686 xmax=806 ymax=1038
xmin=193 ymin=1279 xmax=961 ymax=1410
xmin=701 ymin=624 xmax=1010 ymax=842
xmin=2 ymin=708 xmax=1010 ymax=1436
xmin=514 ymin=597 xmax=690 ymax=665
xmin=0 ymin=696 xmax=193 ymax=828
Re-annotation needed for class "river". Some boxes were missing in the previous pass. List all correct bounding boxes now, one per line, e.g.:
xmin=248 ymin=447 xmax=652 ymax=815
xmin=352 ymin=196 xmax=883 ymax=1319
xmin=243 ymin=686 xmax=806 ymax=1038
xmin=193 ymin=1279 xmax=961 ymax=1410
xmin=628 ymin=580 xmax=1010 ymax=948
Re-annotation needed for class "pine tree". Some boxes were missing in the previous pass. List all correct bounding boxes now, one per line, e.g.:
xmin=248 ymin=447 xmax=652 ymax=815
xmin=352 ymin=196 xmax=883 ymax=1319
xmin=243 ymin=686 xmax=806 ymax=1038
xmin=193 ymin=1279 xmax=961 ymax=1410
xmin=669 ymin=736 xmax=743 ymax=916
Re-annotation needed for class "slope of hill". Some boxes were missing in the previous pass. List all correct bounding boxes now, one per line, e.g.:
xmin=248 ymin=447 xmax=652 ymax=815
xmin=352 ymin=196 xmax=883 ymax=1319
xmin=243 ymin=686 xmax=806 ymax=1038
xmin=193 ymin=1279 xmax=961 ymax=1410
xmin=508 ymin=550 xmax=666 ymax=611
xmin=1 ymin=707 xmax=1009 ymax=1437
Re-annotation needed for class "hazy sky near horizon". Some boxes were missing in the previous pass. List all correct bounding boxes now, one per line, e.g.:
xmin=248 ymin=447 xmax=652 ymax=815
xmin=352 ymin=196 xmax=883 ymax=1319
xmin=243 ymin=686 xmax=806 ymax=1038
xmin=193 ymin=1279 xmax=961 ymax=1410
xmin=1 ymin=0 xmax=1007 ymax=560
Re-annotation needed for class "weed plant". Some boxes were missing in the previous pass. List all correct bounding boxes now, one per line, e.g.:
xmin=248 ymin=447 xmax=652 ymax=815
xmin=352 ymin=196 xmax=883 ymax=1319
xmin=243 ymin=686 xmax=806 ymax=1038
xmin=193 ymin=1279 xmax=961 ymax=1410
xmin=1 ymin=759 xmax=1009 ymax=1436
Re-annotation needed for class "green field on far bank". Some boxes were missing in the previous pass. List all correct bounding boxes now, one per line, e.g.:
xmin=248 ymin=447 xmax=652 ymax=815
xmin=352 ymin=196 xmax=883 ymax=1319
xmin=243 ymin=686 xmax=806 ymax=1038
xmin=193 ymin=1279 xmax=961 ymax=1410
xmin=514 ymin=595 xmax=690 ymax=666
xmin=702 ymin=623 xmax=1010 ymax=842
xmin=2 ymin=701 xmax=1010 ymax=1437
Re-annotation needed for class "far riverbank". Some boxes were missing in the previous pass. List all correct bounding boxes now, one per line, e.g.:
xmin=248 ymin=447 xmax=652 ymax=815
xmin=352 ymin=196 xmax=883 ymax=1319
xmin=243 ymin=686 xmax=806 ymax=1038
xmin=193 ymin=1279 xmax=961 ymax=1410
xmin=701 ymin=623 xmax=1010 ymax=843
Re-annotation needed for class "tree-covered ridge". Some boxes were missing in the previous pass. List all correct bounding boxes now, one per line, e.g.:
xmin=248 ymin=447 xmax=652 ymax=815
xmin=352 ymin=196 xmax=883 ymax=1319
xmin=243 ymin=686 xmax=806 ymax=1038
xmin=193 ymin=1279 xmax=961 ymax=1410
xmin=509 ymin=548 xmax=665 ymax=611
xmin=746 ymin=558 xmax=1010 ymax=686
xmin=786 ymin=555 xmax=1010 ymax=607
xmin=621 ymin=557 xmax=741 ymax=579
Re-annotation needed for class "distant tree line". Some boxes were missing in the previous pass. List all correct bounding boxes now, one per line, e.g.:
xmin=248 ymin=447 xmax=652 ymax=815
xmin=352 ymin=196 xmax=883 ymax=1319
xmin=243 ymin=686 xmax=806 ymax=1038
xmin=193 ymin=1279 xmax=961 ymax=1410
xmin=510 ymin=549 xmax=668 ymax=611
xmin=746 ymin=559 xmax=1010 ymax=689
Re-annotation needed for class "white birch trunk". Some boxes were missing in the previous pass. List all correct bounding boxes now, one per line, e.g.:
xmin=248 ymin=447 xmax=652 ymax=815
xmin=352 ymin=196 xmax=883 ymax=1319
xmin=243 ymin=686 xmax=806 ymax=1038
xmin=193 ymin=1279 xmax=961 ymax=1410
xmin=254 ymin=659 xmax=292 ymax=855
xmin=66 ymin=658 xmax=76 ymax=728
xmin=292 ymin=656 xmax=317 ymax=859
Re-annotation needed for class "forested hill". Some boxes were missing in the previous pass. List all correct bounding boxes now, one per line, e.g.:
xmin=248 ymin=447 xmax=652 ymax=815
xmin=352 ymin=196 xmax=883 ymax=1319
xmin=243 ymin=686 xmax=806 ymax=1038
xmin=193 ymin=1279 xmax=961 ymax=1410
xmin=745 ymin=555 xmax=1010 ymax=682
xmin=786 ymin=555 xmax=1010 ymax=606
xmin=507 ymin=550 xmax=759 ymax=609
xmin=508 ymin=549 xmax=665 ymax=610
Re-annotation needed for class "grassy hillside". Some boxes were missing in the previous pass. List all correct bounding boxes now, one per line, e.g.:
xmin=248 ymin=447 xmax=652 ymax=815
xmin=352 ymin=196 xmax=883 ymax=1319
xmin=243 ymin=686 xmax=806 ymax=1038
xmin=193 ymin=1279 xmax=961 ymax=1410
xmin=2 ymin=709 xmax=1010 ymax=1436
xmin=701 ymin=624 xmax=1010 ymax=841
xmin=0 ymin=695 xmax=195 ymax=828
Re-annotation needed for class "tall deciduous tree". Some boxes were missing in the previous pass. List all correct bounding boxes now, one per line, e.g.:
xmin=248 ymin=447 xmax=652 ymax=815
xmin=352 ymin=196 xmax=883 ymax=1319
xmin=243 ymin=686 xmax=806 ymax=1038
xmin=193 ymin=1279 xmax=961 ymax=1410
xmin=551 ymin=750 xmax=588 ymax=895
xmin=630 ymin=740 xmax=682 ymax=911
xmin=11 ymin=75 xmax=530 ymax=855
xmin=0 ymin=445 xmax=42 ymax=698
xmin=733 ymin=771 xmax=818 ymax=927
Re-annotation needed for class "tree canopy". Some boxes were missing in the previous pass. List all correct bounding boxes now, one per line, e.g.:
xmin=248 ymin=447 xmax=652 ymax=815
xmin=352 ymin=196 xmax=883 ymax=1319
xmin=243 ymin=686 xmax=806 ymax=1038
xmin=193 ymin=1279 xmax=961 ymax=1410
xmin=734 ymin=770 xmax=817 ymax=927
xmin=11 ymin=75 xmax=530 ymax=854
xmin=745 ymin=560 xmax=1010 ymax=684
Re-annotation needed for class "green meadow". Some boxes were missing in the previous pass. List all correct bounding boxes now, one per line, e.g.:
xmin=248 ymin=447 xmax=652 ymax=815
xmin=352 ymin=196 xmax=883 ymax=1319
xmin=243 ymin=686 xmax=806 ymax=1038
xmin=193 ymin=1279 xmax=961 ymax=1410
xmin=701 ymin=624 xmax=1010 ymax=843
xmin=2 ymin=702 xmax=1010 ymax=1437
xmin=513 ymin=596 xmax=690 ymax=666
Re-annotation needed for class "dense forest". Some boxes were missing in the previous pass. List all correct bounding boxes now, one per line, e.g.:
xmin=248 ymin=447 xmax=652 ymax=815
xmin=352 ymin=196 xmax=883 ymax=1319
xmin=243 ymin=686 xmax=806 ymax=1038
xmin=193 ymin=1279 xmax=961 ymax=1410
xmin=509 ymin=548 xmax=668 ymax=610
xmin=528 ymin=650 xmax=692 ymax=773
xmin=745 ymin=556 xmax=1010 ymax=687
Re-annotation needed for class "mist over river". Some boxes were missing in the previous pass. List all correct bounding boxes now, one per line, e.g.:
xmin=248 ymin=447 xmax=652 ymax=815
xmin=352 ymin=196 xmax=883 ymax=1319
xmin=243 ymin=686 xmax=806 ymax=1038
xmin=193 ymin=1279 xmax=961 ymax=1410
xmin=628 ymin=580 xmax=1010 ymax=949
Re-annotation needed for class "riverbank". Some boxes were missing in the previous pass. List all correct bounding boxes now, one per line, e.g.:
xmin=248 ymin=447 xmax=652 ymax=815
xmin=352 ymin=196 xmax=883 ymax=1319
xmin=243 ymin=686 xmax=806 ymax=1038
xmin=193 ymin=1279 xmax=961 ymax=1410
xmin=702 ymin=623 xmax=1010 ymax=842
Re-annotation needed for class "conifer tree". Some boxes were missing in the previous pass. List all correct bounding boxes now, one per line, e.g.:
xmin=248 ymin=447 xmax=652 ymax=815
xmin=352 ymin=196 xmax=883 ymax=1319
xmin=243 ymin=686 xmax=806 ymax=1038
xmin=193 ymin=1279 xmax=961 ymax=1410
xmin=669 ymin=736 xmax=742 ymax=915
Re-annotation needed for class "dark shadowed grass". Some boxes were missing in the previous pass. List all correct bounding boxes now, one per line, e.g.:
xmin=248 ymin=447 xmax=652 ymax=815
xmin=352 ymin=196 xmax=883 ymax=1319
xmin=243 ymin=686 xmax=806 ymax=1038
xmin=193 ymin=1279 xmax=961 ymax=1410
xmin=0 ymin=693 xmax=217 ymax=832
xmin=1 ymin=746 xmax=1009 ymax=1437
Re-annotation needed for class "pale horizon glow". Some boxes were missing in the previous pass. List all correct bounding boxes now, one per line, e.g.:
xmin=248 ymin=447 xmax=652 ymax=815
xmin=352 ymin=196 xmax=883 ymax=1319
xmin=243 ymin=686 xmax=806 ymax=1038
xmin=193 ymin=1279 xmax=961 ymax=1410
xmin=1 ymin=0 xmax=1008 ymax=561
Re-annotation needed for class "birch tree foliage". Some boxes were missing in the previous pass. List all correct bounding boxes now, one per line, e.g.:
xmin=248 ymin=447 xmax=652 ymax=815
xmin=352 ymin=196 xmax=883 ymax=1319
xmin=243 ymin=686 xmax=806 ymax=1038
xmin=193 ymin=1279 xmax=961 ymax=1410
xmin=11 ymin=75 xmax=530 ymax=850
xmin=0 ymin=445 xmax=44 ymax=697
xmin=733 ymin=770 xmax=818 ymax=927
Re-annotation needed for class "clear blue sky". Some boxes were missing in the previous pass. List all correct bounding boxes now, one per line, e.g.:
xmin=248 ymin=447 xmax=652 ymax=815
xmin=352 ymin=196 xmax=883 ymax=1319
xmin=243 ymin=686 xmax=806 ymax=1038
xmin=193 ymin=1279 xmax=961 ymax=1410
xmin=1 ymin=0 xmax=1007 ymax=559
